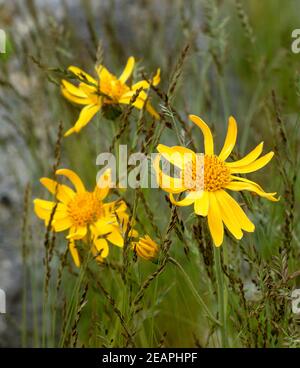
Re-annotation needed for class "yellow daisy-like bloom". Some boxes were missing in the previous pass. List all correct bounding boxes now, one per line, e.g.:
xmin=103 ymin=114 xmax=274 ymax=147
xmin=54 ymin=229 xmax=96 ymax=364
xmin=132 ymin=235 xmax=159 ymax=260
xmin=61 ymin=56 xmax=160 ymax=136
xmin=154 ymin=114 xmax=279 ymax=247
xmin=33 ymin=168 xmax=136 ymax=266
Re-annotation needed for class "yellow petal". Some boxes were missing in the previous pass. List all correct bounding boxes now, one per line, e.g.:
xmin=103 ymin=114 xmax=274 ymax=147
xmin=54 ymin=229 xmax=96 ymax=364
xmin=189 ymin=114 xmax=214 ymax=155
xmin=194 ymin=191 xmax=209 ymax=216
xmin=69 ymin=240 xmax=80 ymax=267
xmin=131 ymin=80 xmax=149 ymax=90
xmin=95 ymin=168 xmax=111 ymax=200
xmin=226 ymin=142 xmax=264 ymax=168
xmin=119 ymin=89 xmax=143 ymax=104
xmin=107 ymin=230 xmax=124 ymax=247
xmin=67 ymin=226 xmax=87 ymax=240
xmin=68 ymin=65 xmax=97 ymax=85
xmin=119 ymin=90 xmax=159 ymax=118
xmin=152 ymin=68 xmax=161 ymax=86
xmin=207 ymin=193 xmax=224 ymax=247
xmin=55 ymin=169 xmax=86 ymax=193
xmin=119 ymin=56 xmax=135 ymax=84
xmin=40 ymin=178 xmax=75 ymax=204
xmin=218 ymin=116 xmax=237 ymax=161
xmin=33 ymin=199 xmax=67 ymax=222
xmin=215 ymin=190 xmax=243 ymax=240
xmin=61 ymin=79 xmax=88 ymax=97
xmin=217 ymin=190 xmax=255 ymax=232
xmin=145 ymin=101 xmax=160 ymax=119
xmin=230 ymin=152 xmax=274 ymax=174
xmin=95 ymin=64 xmax=111 ymax=80
xmin=52 ymin=217 xmax=72 ymax=232
xmin=61 ymin=79 xmax=92 ymax=105
xmin=171 ymin=145 xmax=197 ymax=156
xmin=156 ymin=144 xmax=192 ymax=170
xmin=226 ymin=178 xmax=279 ymax=202
xmin=132 ymin=68 xmax=161 ymax=90
xmin=64 ymin=103 xmax=101 ymax=136
xmin=170 ymin=191 xmax=202 ymax=207
xmin=91 ymin=220 xmax=115 ymax=237
xmin=153 ymin=154 xmax=184 ymax=193
xmin=93 ymin=238 xmax=109 ymax=260
xmin=62 ymin=86 xmax=92 ymax=105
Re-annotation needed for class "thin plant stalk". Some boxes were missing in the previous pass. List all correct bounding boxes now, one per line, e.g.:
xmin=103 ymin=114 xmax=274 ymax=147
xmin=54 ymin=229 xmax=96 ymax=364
xmin=213 ymin=246 xmax=228 ymax=347
xmin=169 ymin=257 xmax=221 ymax=326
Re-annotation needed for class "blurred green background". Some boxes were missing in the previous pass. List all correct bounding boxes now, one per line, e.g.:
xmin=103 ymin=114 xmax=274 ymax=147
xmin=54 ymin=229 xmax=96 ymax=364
xmin=0 ymin=0 xmax=299 ymax=347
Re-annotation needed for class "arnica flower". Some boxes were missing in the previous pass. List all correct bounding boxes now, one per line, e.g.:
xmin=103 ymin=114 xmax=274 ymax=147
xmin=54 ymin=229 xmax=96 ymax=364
xmin=61 ymin=56 xmax=161 ymax=136
xmin=154 ymin=114 xmax=278 ymax=247
xmin=33 ymin=168 xmax=136 ymax=266
xmin=132 ymin=235 xmax=159 ymax=260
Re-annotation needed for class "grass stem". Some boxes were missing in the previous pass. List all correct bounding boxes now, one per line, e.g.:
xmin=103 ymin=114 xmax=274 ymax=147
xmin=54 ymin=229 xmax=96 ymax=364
xmin=214 ymin=247 xmax=228 ymax=347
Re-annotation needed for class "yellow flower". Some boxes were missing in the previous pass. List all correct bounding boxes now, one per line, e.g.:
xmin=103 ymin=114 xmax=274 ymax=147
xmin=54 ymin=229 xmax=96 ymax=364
xmin=61 ymin=56 xmax=160 ymax=136
xmin=33 ymin=168 xmax=136 ymax=266
xmin=154 ymin=114 xmax=278 ymax=247
xmin=132 ymin=235 xmax=159 ymax=260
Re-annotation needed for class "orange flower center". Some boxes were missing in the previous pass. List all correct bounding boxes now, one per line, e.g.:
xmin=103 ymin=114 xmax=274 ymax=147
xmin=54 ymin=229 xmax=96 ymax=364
xmin=182 ymin=154 xmax=231 ymax=192
xmin=204 ymin=155 xmax=231 ymax=191
xmin=100 ymin=74 xmax=129 ymax=102
xmin=68 ymin=192 xmax=104 ymax=227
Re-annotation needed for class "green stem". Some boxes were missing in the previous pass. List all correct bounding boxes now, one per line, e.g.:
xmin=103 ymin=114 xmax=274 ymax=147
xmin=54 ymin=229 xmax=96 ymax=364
xmin=214 ymin=247 xmax=228 ymax=347
xmin=169 ymin=257 xmax=221 ymax=326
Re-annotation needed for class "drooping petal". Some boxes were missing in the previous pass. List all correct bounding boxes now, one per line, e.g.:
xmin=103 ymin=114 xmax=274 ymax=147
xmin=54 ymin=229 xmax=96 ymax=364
xmin=218 ymin=116 xmax=237 ymax=161
xmin=189 ymin=115 xmax=214 ymax=155
xmin=194 ymin=191 xmax=209 ymax=216
xmin=64 ymin=103 xmax=101 ymax=137
xmin=40 ymin=178 xmax=75 ymax=204
xmin=226 ymin=177 xmax=278 ymax=201
xmin=68 ymin=66 xmax=97 ymax=85
xmin=207 ymin=193 xmax=224 ymax=247
xmin=69 ymin=240 xmax=80 ymax=267
xmin=170 ymin=191 xmax=202 ymax=207
xmin=217 ymin=190 xmax=255 ymax=232
xmin=55 ymin=169 xmax=86 ymax=193
xmin=119 ymin=56 xmax=135 ymax=83
xmin=226 ymin=142 xmax=264 ymax=167
xmin=215 ymin=190 xmax=243 ymax=240
xmin=230 ymin=152 xmax=274 ymax=174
